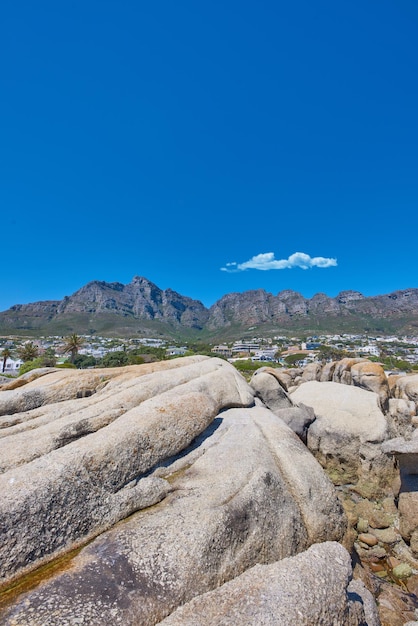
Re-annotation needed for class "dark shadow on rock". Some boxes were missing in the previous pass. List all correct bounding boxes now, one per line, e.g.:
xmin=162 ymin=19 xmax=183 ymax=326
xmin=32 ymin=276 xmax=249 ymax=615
xmin=140 ymin=418 xmax=224 ymax=479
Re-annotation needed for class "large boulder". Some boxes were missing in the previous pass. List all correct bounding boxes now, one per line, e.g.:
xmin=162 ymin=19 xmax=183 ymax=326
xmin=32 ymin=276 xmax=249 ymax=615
xmin=250 ymin=368 xmax=315 ymax=442
xmin=388 ymin=398 xmax=416 ymax=438
xmin=0 ymin=358 xmax=217 ymax=417
xmin=268 ymin=368 xmax=293 ymax=391
xmin=273 ymin=404 xmax=316 ymax=443
xmin=391 ymin=374 xmax=418 ymax=414
xmin=0 ymin=356 xmax=252 ymax=472
xmin=250 ymin=367 xmax=293 ymax=411
xmin=382 ymin=437 xmax=418 ymax=557
xmin=291 ymin=381 xmax=394 ymax=495
xmin=319 ymin=360 xmax=337 ymax=381
xmin=0 ymin=356 xmax=255 ymax=585
xmin=0 ymin=406 xmax=346 ymax=624
xmin=158 ymin=542 xmax=379 ymax=626
xmin=350 ymin=361 xmax=390 ymax=412
xmin=332 ymin=358 xmax=366 ymax=385
xmin=301 ymin=361 xmax=322 ymax=382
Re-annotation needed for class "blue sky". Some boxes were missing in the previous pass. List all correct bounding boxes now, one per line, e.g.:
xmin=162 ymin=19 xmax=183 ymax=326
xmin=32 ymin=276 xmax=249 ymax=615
xmin=1 ymin=0 xmax=417 ymax=311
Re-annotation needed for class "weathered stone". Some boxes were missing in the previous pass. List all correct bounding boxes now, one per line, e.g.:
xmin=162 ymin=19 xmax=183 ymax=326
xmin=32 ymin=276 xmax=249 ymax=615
xmin=369 ymin=527 xmax=400 ymax=545
xmin=0 ymin=367 xmax=114 ymax=416
xmin=381 ymin=496 xmax=399 ymax=516
xmin=0 ymin=367 xmax=61 ymax=390
xmin=377 ymin=579 xmax=418 ymax=626
xmin=332 ymin=357 xmax=366 ymax=385
xmin=354 ymin=500 xmax=395 ymax=529
xmin=249 ymin=368 xmax=316 ymax=442
xmin=285 ymin=367 xmax=304 ymax=382
xmin=392 ymin=563 xmax=413 ymax=579
xmin=387 ymin=373 xmax=401 ymax=395
xmin=388 ymin=398 xmax=416 ymax=437
xmin=292 ymin=381 xmax=387 ymax=444
xmin=274 ymin=403 xmax=316 ymax=443
xmin=0 ymin=357 xmax=251 ymax=471
xmin=392 ymin=373 xmax=418 ymax=413
xmin=0 ymin=406 xmax=346 ymax=624
xmin=319 ymin=360 xmax=337 ymax=381
xmin=357 ymin=518 xmax=369 ymax=533
xmin=382 ymin=438 xmax=418 ymax=548
xmin=407 ymin=574 xmax=418 ymax=597
xmin=158 ymin=543 xmax=372 ymax=626
xmin=355 ymin=544 xmax=387 ymax=561
xmin=268 ymin=369 xmax=293 ymax=391
xmin=346 ymin=579 xmax=381 ymax=626
xmin=411 ymin=530 xmax=418 ymax=557
xmin=301 ymin=361 xmax=322 ymax=382
xmin=369 ymin=561 xmax=386 ymax=572
xmin=0 ymin=356 xmax=219 ymax=418
xmin=398 ymin=491 xmax=418 ymax=547
xmin=0 ymin=357 xmax=255 ymax=586
xmin=250 ymin=367 xmax=293 ymax=411
xmin=358 ymin=533 xmax=379 ymax=547
xmin=291 ymin=381 xmax=393 ymax=493
xmin=351 ymin=361 xmax=389 ymax=412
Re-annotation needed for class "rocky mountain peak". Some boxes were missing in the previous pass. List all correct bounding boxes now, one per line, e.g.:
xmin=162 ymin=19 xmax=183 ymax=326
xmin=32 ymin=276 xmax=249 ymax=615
xmin=337 ymin=291 xmax=365 ymax=304
xmin=0 ymin=281 xmax=417 ymax=338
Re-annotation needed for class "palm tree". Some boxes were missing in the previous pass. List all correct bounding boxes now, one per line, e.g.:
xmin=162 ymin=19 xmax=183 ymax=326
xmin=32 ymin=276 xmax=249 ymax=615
xmin=62 ymin=334 xmax=84 ymax=364
xmin=1 ymin=347 xmax=11 ymax=373
xmin=17 ymin=341 xmax=39 ymax=363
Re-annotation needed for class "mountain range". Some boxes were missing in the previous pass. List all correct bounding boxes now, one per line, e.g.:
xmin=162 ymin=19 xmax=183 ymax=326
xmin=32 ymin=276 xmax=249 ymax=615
xmin=1 ymin=276 xmax=417 ymax=340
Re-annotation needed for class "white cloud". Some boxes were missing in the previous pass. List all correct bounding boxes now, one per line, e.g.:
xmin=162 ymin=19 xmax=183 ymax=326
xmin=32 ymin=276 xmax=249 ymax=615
xmin=220 ymin=252 xmax=337 ymax=272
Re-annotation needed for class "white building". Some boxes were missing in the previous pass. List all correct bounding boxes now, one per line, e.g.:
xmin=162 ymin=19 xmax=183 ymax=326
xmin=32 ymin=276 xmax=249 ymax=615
xmin=231 ymin=341 xmax=260 ymax=354
xmin=1 ymin=357 xmax=23 ymax=374
xmin=166 ymin=347 xmax=187 ymax=357
xmin=252 ymin=347 xmax=278 ymax=361
xmin=357 ymin=345 xmax=380 ymax=357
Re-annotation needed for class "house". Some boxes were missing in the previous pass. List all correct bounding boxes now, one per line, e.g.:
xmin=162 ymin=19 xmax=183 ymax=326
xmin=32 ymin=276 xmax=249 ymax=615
xmin=166 ymin=346 xmax=187 ymax=357
xmin=1 ymin=357 xmax=23 ymax=374
xmin=231 ymin=341 xmax=260 ymax=354
xmin=357 ymin=345 xmax=380 ymax=357
xmin=211 ymin=345 xmax=232 ymax=358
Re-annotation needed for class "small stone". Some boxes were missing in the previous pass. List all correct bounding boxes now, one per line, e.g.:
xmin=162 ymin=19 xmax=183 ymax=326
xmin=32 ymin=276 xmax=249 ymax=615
xmin=367 ymin=546 xmax=387 ymax=561
xmin=369 ymin=527 xmax=400 ymax=544
xmin=354 ymin=543 xmax=386 ymax=561
xmin=369 ymin=561 xmax=385 ymax=573
xmin=357 ymin=517 xmax=369 ymax=533
xmin=367 ymin=546 xmax=387 ymax=560
xmin=387 ymin=556 xmax=401 ymax=570
xmin=392 ymin=563 xmax=413 ymax=579
xmin=405 ymin=573 xmax=418 ymax=596
xmin=410 ymin=529 xmax=418 ymax=558
xmin=381 ymin=497 xmax=398 ymax=515
xmin=354 ymin=499 xmax=394 ymax=529
xmin=369 ymin=512 xmax=394 ymax=529
xmin=375 ymin=570 xmax=388 ymax=578
xmin=358 ymin=533 xmax=379 ymax=547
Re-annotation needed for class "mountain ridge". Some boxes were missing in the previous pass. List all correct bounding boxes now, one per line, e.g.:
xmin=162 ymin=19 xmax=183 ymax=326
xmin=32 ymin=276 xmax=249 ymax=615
xmin=1 ymin=276 xmax=417 ymax=339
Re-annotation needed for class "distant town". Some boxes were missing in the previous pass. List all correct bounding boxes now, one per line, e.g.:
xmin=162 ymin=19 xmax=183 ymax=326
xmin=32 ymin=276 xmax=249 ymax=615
xmin=2 ymin=331 xmax=418 ymax=378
